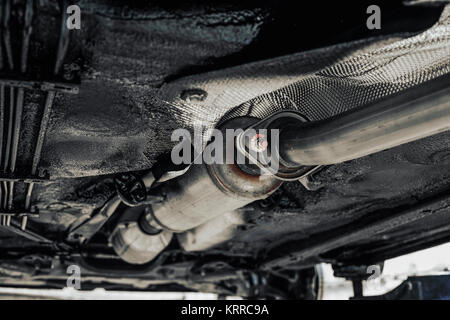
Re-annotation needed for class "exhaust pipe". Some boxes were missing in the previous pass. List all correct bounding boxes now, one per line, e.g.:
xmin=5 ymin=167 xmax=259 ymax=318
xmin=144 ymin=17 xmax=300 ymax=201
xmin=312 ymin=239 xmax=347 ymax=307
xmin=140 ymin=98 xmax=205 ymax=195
xmin=110 ymin=117 xmax=281 ymax=264
xmin=277 ymin=75 xmax=450 ymax=167
xmin=111 ymin=75 xmax=450 ymax=264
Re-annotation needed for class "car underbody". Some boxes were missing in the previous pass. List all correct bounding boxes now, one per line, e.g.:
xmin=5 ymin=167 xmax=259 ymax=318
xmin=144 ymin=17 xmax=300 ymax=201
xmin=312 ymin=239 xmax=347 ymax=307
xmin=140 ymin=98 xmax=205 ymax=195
xmin=0 ymin=0 xmax=448 ymax=299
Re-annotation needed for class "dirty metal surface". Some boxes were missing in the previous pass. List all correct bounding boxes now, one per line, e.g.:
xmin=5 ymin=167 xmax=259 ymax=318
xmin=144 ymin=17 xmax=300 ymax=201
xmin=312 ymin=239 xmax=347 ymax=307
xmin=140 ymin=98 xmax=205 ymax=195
xmin=0 ymin=1 xmax=448 ymax=287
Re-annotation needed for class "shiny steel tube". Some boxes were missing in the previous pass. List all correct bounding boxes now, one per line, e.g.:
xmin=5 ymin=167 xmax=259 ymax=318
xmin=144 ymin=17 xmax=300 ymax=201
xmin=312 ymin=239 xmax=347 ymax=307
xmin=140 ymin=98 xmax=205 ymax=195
xmin=279 ymin=76 xmax=450 ymax=167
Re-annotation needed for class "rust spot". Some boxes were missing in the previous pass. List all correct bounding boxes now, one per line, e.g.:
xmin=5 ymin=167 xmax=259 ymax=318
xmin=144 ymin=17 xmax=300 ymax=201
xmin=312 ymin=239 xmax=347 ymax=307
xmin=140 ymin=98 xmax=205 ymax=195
xmin=211 ymin=163 xmax=281 ymax=195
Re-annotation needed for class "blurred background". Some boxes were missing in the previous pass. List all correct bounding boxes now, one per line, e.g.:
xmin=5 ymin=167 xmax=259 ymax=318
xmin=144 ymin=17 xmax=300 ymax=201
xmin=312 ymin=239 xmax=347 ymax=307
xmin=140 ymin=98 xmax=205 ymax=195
xmin=0 ymin=242 xmax=449 ymax=300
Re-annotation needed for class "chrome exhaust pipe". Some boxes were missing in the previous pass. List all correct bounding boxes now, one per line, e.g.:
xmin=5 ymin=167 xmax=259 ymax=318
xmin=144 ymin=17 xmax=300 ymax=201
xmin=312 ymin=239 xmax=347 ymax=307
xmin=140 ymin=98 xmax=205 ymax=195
xmin=277 ymin=75 xmax=450 ymax=167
